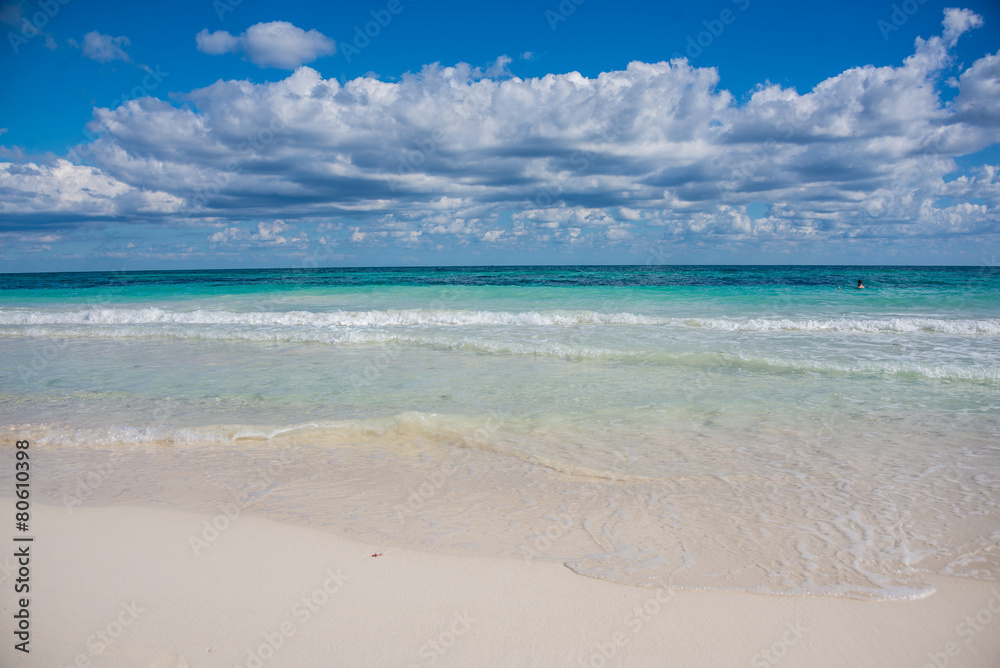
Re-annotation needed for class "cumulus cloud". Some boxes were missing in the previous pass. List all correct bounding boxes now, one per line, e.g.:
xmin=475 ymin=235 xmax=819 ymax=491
xmin=196 ymin=21 xmax=335 ymax=70
xmin=252 ymin=220 xmax=292 ymax=243
xmin=79 ymin=31 xmax=132 ymax=63
xmin=942 ymin=7 xmax=983 ymax=46
xmin=208 ymin=227 xmax=240 ymax=244
xmin=0 ymin=160 xmax=182 ymax=225
xmin=208 ymin=220 xmax=306 ymax=246
xmin=3 ymin=9 xmax=998 ymax=261
xmin=956 ymin=50 xmax=1000 ymax=126
xmin=484 ymin=55 xmax=513 ymax=79
xmin=195 ymin=29 xmax=238 ymax=56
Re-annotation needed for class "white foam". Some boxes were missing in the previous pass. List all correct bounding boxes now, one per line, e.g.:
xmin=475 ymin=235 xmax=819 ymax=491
xmin=0 ymin=307 xmax=666 ymax=328
xmin=685 ymin=316 xmax=1000 ymax=335
xmin=1 ymin=307 xmax=997 ymax=335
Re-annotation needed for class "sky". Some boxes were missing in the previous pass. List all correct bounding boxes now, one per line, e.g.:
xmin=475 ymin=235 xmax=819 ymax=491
xmin=0 ymin=0 xmax=999 ymax=271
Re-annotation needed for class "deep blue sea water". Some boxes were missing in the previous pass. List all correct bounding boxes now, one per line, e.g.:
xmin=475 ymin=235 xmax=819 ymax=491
xmin=2 ymin=265 xmax=998 ymax=598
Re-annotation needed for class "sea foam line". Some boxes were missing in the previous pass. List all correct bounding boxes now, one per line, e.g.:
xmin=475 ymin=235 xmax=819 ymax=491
xmin=1 ymin=307 xmax=998 ymax=334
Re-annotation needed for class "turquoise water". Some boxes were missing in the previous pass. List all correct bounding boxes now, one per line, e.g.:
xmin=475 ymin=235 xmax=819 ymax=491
xmin=2 ymin=265 xmax=999 ymax=598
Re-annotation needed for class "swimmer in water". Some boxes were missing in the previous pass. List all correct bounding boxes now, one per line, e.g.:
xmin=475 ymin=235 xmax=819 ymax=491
xmin=857 ymin=279 xmax=865 ymax=289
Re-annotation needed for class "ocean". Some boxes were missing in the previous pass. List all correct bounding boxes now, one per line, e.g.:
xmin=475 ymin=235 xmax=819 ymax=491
xmin=2 ymin=265 xmax=998 ymax=599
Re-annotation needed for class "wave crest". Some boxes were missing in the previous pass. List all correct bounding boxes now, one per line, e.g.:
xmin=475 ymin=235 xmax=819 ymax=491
xmin=1 ymin=307 xmax=998 ymax=334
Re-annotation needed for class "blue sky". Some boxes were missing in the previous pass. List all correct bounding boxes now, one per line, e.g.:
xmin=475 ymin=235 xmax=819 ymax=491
xmin=1 ymin=0 xmax=999 ymax=270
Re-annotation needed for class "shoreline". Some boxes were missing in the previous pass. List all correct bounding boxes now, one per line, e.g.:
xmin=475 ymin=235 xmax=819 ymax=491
xmin=10 ymin=435 xmax=1000 ymax=601
xmin=3 ymin=498 xmax=999 ymax=667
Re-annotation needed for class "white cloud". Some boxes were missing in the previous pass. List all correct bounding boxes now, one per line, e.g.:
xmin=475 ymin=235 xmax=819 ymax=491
xmin=196 ymin=21 xmax=335 ymax=70
xmin=0 ymin=160 xmax=182 ymax=218
xmin=4 ymin=9 xmax=998 ymax=260
xmin=80 ymin=31 xmax=132 ymax=63
xmin=484 ymin=55 xmax=513 ymax=79
xmin=207 ymin=220 xmax=305 ymax=246
xmin=956 ymin=50 xmax=1000 ymax=127
xmin=209 ymin=227 xmax=240 ymax=244
xmin=195 ymin=28 xmax=238 ymax=56
xmin=942 ymin=7 xmax=983 ymax=46
xmin=252 ymin=220 xmax=290 ymax=243
xmin=605 ymin=225 xmax=632 ymax=241
xmin=19 ymin=233 xmax=62 ymax=243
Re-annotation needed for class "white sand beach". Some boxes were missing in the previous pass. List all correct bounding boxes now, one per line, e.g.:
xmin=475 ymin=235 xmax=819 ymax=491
xmin=3 ymin=497 xmax=999 ymax=668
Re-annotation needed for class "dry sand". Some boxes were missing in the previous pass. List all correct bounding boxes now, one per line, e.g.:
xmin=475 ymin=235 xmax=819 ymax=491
xmin=1 ymin=499 xmax=998 ymax=667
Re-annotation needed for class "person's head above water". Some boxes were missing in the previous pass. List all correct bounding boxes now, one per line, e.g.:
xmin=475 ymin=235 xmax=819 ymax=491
xmin=857 ymin=279 xmax=865 ymax=289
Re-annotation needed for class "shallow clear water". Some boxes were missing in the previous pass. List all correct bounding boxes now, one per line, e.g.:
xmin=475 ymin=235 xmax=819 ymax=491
xmin=2 ymin=265 xmax=998 ymax=598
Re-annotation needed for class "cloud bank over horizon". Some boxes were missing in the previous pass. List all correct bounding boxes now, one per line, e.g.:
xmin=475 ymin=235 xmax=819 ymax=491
xmin=1 ymin=8 xmax=998 ymax=268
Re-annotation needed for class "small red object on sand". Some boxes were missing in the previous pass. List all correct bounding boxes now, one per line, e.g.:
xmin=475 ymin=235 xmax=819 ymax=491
xmin=372 ymin=553 xmax=383 ymax=557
